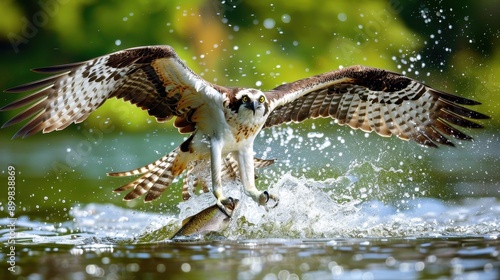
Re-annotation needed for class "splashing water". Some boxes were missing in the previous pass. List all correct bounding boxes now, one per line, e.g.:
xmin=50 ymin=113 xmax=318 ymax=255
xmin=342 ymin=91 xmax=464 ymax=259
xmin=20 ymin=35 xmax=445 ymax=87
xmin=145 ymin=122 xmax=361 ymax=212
xmin=224 ymin=174 xmax=500 ymax=239
xmin=6 ymin=176 xmax=497 ymax=245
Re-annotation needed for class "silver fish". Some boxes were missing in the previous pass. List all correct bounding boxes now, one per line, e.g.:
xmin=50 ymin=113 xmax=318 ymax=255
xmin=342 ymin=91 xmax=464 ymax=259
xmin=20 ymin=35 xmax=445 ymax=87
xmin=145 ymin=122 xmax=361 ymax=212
xmin=171 ymin=198 xmax=240 ymax=239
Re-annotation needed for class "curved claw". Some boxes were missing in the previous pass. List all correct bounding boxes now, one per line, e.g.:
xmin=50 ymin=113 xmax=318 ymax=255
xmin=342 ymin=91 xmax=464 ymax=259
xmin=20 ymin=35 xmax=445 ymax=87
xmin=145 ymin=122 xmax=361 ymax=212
xmin=216 ymin=197 xmax=239 ymax=217
xmin=267 ymin=193 xmax=279 ymax=208
xmin=258 ymin=191 xmax=279 ymax=210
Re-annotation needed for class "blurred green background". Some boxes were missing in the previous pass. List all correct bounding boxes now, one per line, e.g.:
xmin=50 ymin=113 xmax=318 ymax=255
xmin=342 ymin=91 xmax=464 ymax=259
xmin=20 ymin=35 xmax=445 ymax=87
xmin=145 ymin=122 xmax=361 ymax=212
xmin=0 ymin=0 xmax=498 ymax=219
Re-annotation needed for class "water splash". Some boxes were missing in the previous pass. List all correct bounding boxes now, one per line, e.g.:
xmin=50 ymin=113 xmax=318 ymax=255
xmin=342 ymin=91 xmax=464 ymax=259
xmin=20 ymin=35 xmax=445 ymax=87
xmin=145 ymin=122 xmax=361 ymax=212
xmin=225 ymin=174 xmax=500 ymax=239
xmin=2 ymin=179 xmax=499 ymax=246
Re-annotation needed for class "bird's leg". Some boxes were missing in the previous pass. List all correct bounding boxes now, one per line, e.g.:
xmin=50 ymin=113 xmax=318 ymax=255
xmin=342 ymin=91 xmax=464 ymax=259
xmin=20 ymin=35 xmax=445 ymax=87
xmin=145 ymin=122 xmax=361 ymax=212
xmin=235 ymin=148 xmax=279 ymax=208
xmin=210 ymin=136 xmax=237 ymax=216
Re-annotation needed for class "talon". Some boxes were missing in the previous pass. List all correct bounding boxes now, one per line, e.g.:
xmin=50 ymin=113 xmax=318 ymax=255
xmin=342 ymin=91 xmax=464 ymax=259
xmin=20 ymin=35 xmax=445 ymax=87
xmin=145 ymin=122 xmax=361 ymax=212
xmin=257 ymin=191 xmax=269 ymax=205
xmin=269 ymin=194 xmax=280 ymax=208
xmin=216 ymin=197 xmax=238 ymax=217
xmin=258 ymin=191 xmax=279 ymax=209
xmin=268 ymin=193 xmax=279 ymax=208
xmin=263 ymin=191 xmax=270 ymax=203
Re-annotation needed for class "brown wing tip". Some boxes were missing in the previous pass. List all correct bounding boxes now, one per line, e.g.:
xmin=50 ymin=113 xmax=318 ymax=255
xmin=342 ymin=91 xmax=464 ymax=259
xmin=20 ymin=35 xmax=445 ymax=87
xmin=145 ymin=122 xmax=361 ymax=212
xmin=4 ymin=87 xmax=24 ymax=94
xmin=31 ymin=61 xmax=85 ymax=74
xmin=433 ymin=88 xmax=484 ymax=106
xmin=9 ymin=125 xmax=44 ymax=139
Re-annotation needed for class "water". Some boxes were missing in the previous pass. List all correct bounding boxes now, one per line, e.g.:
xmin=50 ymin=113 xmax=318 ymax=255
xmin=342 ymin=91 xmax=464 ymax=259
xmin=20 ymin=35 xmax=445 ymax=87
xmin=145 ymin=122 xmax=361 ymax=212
xmin=2 ymin=237 xmax=500 ymax=280
xmin=1 ymin=189 xmax=499 ymax=279
xmin=1 ymin=123 xmax=499 ymax=279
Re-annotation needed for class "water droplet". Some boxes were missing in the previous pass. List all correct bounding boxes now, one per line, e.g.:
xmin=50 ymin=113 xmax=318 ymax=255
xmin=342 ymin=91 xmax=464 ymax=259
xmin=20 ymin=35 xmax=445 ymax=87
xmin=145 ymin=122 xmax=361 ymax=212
xmin=281 ymin=14 xmax=291 ymax=23
xmin=181 ymin=263 xmax=191 ymax=272
xmin=338 ymin=13 xmax=347 ymax=22
xmin=263 ymin=18 xmax=276 ymax=29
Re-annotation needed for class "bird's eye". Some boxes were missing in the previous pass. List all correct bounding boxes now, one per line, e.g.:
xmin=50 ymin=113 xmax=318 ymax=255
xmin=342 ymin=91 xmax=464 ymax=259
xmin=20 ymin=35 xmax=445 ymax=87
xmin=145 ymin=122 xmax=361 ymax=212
xmin=242 ymin=96 xmax=249 ymax=103
xmin=258 ymin=96 xmax=265 ymax=103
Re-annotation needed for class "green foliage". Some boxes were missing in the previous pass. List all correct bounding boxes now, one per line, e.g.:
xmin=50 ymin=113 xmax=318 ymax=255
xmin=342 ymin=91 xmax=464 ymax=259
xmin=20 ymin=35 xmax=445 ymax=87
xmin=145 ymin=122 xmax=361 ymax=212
xmin=0 ymin=0 xmax=497 ymax=132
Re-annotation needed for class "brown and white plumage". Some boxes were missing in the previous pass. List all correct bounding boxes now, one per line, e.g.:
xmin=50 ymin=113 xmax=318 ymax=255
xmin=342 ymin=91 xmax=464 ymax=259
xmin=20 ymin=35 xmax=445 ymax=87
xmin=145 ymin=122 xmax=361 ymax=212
xmin=108 ymin=148 xmax=274 ymax=202
xmin=263 ymin=66 xmax=488 ymax=147
xmin=2 ymin=46 xmax=220 ymax=138
xmin=1 ymin=45 xmax=488 ymax=215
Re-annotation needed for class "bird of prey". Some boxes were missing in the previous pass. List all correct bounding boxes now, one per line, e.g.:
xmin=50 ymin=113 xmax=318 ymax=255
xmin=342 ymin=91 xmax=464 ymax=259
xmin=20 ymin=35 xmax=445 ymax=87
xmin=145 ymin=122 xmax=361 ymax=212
xmin=1 ymin=45 xmax=488 ymax=216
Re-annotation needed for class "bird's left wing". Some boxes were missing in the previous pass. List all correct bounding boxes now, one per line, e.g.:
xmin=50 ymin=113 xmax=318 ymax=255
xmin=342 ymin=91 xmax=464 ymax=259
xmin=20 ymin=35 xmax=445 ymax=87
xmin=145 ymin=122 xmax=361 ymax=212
xmin=264 ymin=65 xmax=489 ymax=147
xmin=1 ymin=45 xmax=225 ymax=138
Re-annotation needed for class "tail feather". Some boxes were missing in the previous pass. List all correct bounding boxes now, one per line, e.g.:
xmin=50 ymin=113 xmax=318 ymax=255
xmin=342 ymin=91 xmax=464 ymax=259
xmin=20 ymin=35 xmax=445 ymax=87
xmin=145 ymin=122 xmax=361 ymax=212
xmin=107 ymin=156 xmax=168 ymax=177
xmin=182 ymin=165 xmax=195 ymax=201
xmin=112 ymin=148 xmax=275 ymax=202
xmin=113 ymin=175 xmax=148 ymax=192
xmin=221 ymin=154 xmax=239 ymax=181
xmin=144 ymin=166 xmax=181 ymax=202
xmin=113 ymin=147 xmax=186 ymax=202
xmin=122 ymin=170 xmax=165 ymax=201
xmin=254 ymin=158 xmax=275 ymax=168
xmin=182 ymin=164 xmax=209 ymax=201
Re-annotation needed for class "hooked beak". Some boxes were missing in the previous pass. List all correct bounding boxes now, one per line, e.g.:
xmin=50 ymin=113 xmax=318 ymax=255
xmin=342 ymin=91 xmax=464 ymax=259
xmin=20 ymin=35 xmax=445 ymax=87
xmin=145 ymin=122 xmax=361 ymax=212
xmin=244 ymin=101 xmax=257 ymax=115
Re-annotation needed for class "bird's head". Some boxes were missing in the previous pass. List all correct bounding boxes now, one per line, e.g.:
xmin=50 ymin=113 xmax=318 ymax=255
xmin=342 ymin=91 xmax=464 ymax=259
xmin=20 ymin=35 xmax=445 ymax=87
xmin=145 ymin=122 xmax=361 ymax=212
xmin=234 ymin=89 xmax=269 ymax=117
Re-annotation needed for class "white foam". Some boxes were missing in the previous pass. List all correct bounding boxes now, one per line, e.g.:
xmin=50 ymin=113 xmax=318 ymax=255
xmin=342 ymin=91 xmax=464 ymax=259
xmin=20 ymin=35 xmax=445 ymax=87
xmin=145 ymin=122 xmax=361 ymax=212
xmin=224 ymin=175 xmax=500 ymax=239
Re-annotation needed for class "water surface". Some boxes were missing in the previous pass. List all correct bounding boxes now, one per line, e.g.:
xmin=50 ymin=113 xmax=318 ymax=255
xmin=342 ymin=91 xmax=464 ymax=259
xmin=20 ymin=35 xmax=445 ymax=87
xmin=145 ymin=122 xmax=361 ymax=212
xmin=1 ymin=126 xmax=499 ymax=279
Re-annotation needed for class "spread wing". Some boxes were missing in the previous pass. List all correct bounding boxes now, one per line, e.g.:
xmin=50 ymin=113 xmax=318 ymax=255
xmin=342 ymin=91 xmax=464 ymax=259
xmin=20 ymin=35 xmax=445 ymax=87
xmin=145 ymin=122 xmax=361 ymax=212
xmin=264 ymin=65 xmax=489 ymax=147
xmin=1 ymin=45 xmax=227 ymax=138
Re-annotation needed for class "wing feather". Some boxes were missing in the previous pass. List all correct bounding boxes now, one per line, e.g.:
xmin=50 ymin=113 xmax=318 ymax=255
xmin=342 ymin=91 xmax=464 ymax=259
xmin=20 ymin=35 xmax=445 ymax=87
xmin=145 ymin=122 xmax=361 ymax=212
xmin=264 ymin=65 xmax=488 ymax=147
xmin=308 ymin=90 xmax=327 ymax=118
xmin=1 ymin=45 xmax=225 ymax=138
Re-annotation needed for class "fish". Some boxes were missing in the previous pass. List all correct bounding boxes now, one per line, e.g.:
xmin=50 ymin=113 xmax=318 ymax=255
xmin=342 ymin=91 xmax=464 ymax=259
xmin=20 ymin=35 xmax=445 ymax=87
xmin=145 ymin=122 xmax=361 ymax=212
xmin=171 ymin=198 xmax=240 ymax=239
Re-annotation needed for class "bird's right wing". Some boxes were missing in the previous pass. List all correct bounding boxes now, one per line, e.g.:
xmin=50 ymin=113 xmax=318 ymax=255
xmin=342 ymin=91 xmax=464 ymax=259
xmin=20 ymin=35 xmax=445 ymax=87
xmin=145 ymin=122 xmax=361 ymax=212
xmin=2 ymin=45 xmax=228 ymax=138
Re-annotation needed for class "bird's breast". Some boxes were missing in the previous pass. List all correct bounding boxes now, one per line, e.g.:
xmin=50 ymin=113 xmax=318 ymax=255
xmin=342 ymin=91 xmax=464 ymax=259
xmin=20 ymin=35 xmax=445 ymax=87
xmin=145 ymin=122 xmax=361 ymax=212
xmin=224 ymin=111 xmax=265 ymax=143
xmin=232 ymin=123 xmax=262 ymax=143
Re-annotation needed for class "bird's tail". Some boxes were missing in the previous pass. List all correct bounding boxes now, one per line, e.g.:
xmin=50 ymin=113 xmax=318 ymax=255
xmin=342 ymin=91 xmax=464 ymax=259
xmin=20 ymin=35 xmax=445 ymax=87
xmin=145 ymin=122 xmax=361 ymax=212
xmin=109 ymin=149 xmax=275 ymax=202
xmin=109 ymin=147 xmax=188 ymax=202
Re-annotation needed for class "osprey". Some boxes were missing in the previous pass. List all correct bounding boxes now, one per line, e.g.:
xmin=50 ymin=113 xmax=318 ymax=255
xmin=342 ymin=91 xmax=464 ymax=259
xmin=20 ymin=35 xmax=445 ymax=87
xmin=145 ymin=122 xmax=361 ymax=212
xmin=1 ymin=46 xmax=488 ymax=215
